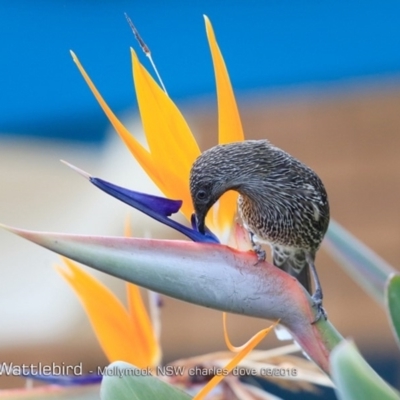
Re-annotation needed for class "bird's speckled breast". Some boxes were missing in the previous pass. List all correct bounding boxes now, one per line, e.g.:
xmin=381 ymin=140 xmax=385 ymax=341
xmin=238 ymin=190 xmax=329 ymax=251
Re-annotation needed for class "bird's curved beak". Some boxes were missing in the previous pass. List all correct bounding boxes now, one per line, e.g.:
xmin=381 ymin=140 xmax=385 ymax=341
xmin=195 ymin=212 xmax=206 ymax=234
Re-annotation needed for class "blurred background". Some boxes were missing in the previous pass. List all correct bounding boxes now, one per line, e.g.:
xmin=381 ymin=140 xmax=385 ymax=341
xmin=1 ymin=1 xmax=400 ymax=397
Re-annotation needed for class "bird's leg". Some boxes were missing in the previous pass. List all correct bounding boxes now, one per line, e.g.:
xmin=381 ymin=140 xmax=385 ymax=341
xmin=250 ymin=232 xmax=266 ymax=265
xmin=306 ymin=254 xmax=327 ymax=324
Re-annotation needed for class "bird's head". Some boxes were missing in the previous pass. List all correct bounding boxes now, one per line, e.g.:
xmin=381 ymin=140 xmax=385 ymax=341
xmin=189 ymin=140 xmax=272 ymax=234
xmin=190 ymin=142 xmax=251 ymax=233
xmin=189 ymin=177 xmax=225 ymax=234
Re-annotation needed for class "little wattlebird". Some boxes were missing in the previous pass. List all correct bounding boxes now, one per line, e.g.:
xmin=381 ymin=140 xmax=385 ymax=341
xmin=189 ymin=140 xmax=330 ymax=323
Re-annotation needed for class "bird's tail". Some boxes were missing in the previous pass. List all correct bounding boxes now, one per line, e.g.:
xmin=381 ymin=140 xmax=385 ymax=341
xmin=273 ymin=248 xmax=312 ymax=294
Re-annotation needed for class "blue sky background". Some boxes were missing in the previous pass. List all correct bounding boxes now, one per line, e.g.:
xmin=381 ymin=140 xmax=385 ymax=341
xmin=2 ymin=1 xmax=400 ymax=141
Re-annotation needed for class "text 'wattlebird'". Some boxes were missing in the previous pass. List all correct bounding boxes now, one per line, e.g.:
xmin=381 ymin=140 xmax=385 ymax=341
xmin=189 ymin=140 xmax=330 ymax=323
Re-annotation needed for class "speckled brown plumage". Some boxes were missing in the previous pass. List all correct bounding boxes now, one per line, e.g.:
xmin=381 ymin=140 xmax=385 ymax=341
xmin=190 ymin=139 xmax=330 ymax=322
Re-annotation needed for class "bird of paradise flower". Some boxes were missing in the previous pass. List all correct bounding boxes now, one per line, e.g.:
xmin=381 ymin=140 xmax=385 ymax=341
xmin=62 ymin=15 xmax=278 ymax=398
xmin=70 ymin=16 xmax=243 ymax=245
xmin=0 ymin=14 xmax=349 ymax=398
xmin=2 ymin=12 xmax=399 ymax=400
xmin=56 ymin=253 xmax=282 ymax=399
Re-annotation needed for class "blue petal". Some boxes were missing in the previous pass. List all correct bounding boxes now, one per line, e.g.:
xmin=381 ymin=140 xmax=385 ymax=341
xmin=90 ymin=177 xmax=219 ymax=244
xmin=22 ymin=372 xmax=102 ymax=386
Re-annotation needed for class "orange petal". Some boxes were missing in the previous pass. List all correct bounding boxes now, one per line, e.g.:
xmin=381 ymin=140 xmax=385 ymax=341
xmin=204 ymin=16 xmax=244 ymax=144
xmin=131 ymin=49 xmax=200 ymax=169
xmin=56 ymin=257 xmax=153 ymax=367
xmin=131 ymin=49 xmax=200 ymax=220
xmin=126 ymin=283 xmax=161 ymax=366
xmin=70 ymin=51 xmax=165 ymax=198
xmin=222 ymin=312 xmax=276 ymax=353
xmin=222 ymin=312 xmax=237 ymax=352
xmin=194 ymin=319 xmax=278 ymax=400
xmin=124 ymin=216 xmax=161 ymax=365
xmin=208 ymin=191 xmax=238 ymax=242
xmin=204 ymin=17 xmax=243 ymax=237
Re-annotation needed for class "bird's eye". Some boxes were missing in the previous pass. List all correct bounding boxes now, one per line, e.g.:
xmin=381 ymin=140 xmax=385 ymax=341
xmin=196 ymin=190 xmax=207 ymax=201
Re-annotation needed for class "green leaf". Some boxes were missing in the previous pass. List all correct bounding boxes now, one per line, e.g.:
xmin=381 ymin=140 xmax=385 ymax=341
xmin=324 ymin=220 xmax=396 ymax=304
xmin=331 ymin=340 xmax=400 ymax=400
xmin=100 ymin=362 xmax=191 ymax=400
xmin=386 ymin=274 xmax=400 ymax=348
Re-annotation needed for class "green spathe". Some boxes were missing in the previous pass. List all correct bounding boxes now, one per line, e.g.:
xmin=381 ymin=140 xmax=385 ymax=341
xmin=0 ymin=224 xmax=342 ymax=375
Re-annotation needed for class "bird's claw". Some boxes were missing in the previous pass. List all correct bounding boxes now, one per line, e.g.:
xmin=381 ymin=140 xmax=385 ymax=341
xmin=310 ymin=295 xmax=327 ymax=324
xmin=254 ymin=249 xmax=266 ymax=266
xmin=249 ymin=233 xmax=266 ymax=265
